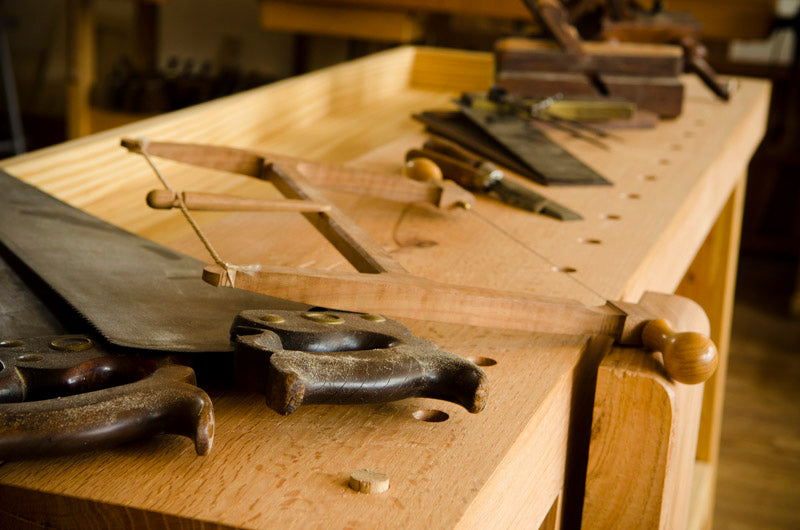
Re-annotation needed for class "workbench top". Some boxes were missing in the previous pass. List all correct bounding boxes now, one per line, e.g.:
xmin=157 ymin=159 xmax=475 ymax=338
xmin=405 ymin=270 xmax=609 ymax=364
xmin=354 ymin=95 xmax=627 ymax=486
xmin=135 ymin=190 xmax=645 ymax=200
xmin=0 ymin=47 xmax=769 ymax=528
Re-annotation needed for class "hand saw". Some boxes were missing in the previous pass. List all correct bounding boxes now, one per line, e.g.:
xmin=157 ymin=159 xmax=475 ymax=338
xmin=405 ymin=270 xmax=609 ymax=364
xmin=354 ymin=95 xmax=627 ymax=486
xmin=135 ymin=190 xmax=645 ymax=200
xmin=127 ymin=139 xmax=717 ymax=388
xmin=0 ymin=170 xmax=488 ymax=459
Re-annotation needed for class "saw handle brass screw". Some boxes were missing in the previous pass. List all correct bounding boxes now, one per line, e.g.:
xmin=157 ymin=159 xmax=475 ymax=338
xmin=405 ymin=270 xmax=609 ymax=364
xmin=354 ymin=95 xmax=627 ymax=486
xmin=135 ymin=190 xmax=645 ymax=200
xmin=641 ymin=318 xmax=718 ymax=384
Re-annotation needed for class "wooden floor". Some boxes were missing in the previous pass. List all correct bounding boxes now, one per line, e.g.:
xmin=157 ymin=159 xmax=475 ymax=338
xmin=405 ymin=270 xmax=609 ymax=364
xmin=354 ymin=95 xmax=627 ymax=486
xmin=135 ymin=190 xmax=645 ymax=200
xmin=713 ymin=253 xmax=800 ymax=529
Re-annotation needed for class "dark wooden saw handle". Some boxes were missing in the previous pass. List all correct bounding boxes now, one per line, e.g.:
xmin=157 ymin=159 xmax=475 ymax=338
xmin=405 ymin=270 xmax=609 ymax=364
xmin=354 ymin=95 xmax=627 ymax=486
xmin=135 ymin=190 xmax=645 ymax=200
xmin=231 ymin=310 xmax=488 ymax=415
xmin=0 ymin=336 xmax=214 ymax=459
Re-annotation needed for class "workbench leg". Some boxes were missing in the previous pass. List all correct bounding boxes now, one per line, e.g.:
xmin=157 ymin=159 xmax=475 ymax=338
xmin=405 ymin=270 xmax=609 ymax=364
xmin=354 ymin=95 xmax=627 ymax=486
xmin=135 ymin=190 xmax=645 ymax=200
xmin=580 ymin=346 xmax=704 ymax=529
xmin=580 ymin=175 xmax=746 ymax=529
xmin=538 ymin=493 xmax=562 ymax=530
xmin=66 ymin=0 xmax=95 ymax=139
xmin=676 ymin=175 xmax=747 ymax=530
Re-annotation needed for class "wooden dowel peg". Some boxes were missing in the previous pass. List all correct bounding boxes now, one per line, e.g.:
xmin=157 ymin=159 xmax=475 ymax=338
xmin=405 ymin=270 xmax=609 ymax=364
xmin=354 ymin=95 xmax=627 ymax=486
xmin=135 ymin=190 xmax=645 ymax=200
xmin=146 ymin=189 xmax=331 ymax=213
xmin=349 ymin=469 xmax=389 ymax=494
xmin=641 ymin=318 xmax=718 ymax=384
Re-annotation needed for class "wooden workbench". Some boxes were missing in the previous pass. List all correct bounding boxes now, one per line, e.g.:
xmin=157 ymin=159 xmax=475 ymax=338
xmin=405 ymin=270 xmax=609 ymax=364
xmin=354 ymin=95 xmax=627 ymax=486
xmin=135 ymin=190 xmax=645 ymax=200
xmin=0 ymin=47 xmax=769 ymax=528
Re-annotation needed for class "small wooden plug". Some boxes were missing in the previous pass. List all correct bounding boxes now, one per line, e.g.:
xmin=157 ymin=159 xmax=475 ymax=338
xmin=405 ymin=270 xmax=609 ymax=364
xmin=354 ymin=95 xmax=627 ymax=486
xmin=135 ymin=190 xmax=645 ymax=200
xmin=349 ymin=469 xmax=390 ymax=494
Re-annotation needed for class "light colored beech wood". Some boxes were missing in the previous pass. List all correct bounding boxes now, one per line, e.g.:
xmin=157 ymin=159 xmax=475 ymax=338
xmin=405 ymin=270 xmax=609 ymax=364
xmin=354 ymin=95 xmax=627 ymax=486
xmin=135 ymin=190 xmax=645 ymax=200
xmin=266 ymin=161 xmax=409 ymax=274
xmin=0 ymin=47 xmax=769 ymax=528
xmin=688 ymin=461 xmax=715 ymax=530
xmin=679 ymin=177 xmax=746 ymax=461
xmin=538 ymin=494 xmax=562 ymax=530
xmin=582 ymin=346 xmax=704 ymax=529
xmin=349 ymin=469 xmax=390 ymax=494
xmin=677 ymin=175 xmax=747 ymax=530
xmin=125 ymin=137 xmax=475 ymax=210
xmin=0 ymin=327 xmax=590 ymax=529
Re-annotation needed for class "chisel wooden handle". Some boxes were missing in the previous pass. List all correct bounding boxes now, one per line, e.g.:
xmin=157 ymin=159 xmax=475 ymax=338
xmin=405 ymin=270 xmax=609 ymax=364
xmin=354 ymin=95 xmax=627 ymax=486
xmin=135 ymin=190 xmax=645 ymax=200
xmin=404 ymin=157 xmax=443 ymax=182
xmin=424 ymin=136 xmax=488 ymax=169
xmin=146 ymin=189 xmax=331 ymax=213
xmin=405 ymin=149 xmax=487 ymax=190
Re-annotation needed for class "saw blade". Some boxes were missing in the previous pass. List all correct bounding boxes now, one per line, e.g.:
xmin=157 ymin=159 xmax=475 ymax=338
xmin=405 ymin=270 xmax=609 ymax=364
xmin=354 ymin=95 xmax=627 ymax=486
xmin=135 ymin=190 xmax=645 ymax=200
xmin=0 ymin=170 xmax=308 ymax=353
xmin=459 ymin=105 xmax=612 ymax=186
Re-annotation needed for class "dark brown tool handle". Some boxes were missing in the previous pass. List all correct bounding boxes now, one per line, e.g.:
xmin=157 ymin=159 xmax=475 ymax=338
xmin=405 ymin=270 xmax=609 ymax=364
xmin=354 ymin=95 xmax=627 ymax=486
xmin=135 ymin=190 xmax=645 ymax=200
xmin=680 ymin=38 xmax=730 ymax=101
xmin=424 ymin=136 xmax=486 ymax=169
xmin=526 ymin=0 xmax=584 ymax=54
xmin=266 ymin=345 xmax=487 ymax=415
xmin=0 ymin=365 xmax=214 ymax=459
xmin=231 ymin=310 xmax=488 ymax=415
xmin=405 ymin=149 xmax=483 ymax=191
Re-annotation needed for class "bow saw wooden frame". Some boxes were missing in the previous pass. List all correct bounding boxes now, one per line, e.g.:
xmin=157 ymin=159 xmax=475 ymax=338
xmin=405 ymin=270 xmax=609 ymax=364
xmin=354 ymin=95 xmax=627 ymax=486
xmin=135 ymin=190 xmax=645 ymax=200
xmin=123 ymin=138 xmax=717 ymax=384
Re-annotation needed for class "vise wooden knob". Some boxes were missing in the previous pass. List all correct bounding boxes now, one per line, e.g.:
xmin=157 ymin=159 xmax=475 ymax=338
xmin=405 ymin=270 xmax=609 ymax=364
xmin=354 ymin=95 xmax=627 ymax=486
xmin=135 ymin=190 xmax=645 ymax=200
xmin=641 ymin=318 xmax=718 ymax=384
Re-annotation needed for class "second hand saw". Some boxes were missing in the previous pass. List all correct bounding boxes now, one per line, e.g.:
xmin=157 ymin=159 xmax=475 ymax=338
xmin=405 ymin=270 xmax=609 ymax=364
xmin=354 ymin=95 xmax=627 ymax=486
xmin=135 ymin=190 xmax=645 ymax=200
xmin=0 ymin=170 xmax=488 ymax=459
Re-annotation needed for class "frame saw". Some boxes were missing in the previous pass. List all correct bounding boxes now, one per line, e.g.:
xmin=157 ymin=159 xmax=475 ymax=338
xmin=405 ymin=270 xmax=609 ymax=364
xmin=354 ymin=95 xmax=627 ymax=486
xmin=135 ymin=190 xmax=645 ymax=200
xmin=125 ymin=138 xmax=718 ymax=385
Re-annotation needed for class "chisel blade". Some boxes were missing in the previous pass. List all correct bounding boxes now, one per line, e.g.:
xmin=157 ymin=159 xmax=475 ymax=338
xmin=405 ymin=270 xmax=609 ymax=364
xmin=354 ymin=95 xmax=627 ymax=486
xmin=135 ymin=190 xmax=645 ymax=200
xmin=489 ymin=178 xmax=582 ymax=221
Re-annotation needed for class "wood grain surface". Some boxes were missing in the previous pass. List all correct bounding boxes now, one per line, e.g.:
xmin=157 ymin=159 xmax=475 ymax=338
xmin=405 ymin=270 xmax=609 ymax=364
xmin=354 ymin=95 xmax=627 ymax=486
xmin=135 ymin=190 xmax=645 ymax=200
xmin=0 ymin=326 xmax=590 ymax=528
xmin=0 ymin=47 xmax=770 ymax=528
xmin=581 ymin=346 xmax=704 ymax=529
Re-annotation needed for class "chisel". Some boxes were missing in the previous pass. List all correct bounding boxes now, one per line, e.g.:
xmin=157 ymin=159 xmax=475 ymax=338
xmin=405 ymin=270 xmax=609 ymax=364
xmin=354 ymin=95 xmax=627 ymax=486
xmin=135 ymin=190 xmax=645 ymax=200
xmin=405 ymin=143 xmax=582 ymax=221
